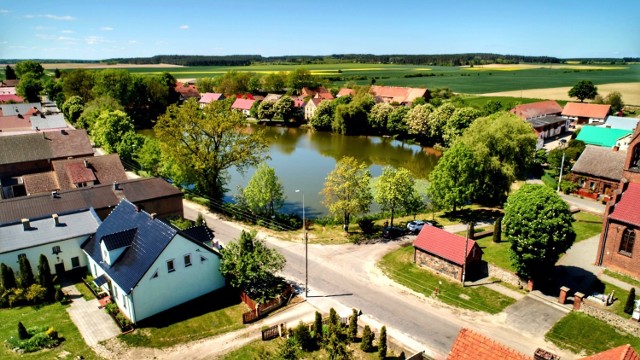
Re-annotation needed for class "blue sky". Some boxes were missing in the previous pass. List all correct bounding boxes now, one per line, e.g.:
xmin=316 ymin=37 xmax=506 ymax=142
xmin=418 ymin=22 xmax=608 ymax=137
xmin=1 ymin=0 xmax=638 ymax=60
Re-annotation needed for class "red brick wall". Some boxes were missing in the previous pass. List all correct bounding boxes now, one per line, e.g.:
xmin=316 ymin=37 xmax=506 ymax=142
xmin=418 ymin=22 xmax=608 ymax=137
xmin=600 ymin=220 xmax=640 ymax=279
xmin=414 ymin=248 xmax=463 ymax=281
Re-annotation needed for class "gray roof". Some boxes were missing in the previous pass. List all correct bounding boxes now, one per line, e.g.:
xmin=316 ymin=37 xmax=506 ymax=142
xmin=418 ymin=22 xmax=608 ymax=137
xmin=571 ymin=145 xmax=627 ymax=181
xmin=30 ymin=114 xmax=68 ymax=130
xmin=0 ymin=129 xmax=93 ymax=167
xmin=0 ymin=103 xmax=41 ymax=116
xmin=602 ymin=116 xmax=640 ymax=131
xmin=0 ymin=208 xmax=101 ymax=253
xmin=526 ymin=115 xmax=567 ymax=129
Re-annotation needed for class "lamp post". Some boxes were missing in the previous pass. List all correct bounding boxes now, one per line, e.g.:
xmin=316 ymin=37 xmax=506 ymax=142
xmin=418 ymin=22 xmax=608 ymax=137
xmin=295 ymin=189 xmax=308 ymax=298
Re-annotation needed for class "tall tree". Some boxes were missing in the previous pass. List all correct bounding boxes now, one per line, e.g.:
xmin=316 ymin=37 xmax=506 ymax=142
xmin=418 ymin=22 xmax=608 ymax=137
xmin=387 ymin=106 xmax=409 ymax=135
xmin=257 ymin=100 xmax=274 ymax=120
xmin=242 ymin=163 xmax=285 ymax=217
xmin=605 ymin=91 xmax=624 ymax=113
xmin=61 ymin=69 xmax=95 ymax=101
xmin=368 ymin=103 xmax=394 ymax=133
xmin=1 ymin=263 xmax=17 ymax=290
xmin=91 ymin=110 xmax=135 ymax=153
xmin=378 ymin=325 xmax=387 ymax=359
xmin=443 ymin=107 xmax=482 ymax=145
xmin=503 ymin=185 xmax=575 ymax=281
xmin=37 ymin=255 xmax=54 ymax=301
xmin=61 ymin=96 xmax=85 ymax=125
xmin=14 ymin=60 xmax=44 ymax=78
xmin=321 ymin=156 xmax=373 ymax=232
xmin=310 ymin=100 xmax=336 ymax=130
xmin=428 ymin=142 xmax=479 ymax=212
xmin=568 ymin=80 xmax=598 ymax=102
xmin=77 ymin=95 xmax=123 ymax=130
xmin=18 ymin=256 xmax=35 ymax=289
xmin=155 ymin=98 xmax=268 ymax=204
xmin=288 ymin=68 xmax=315 ymax=92
xmin=273 ymin=95 xmax=295 ymax=122
xmin=405 ymin=103 xmax=434 ymax=137
xmin=374 ymin=167 xmax=420 ymax=227
xmin=134 ymin=136 xmax=162 ymax=176
xmin=4 ymin=65 xmax=17 ymax=80
xmin=16 ymin=73 xmax=43 ymax=102
xmin=428 ymin=103 xmax=456 ymax=141
xmin=219 ymin=230 xmax=286 ymax=303
xmin=116 ymin=131 xmax=146 ymax=167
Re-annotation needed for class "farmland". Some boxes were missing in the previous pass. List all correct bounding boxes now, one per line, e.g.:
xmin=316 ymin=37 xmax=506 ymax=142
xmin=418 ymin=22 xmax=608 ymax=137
xmin=44 ymin=62 xmax=640 ymax=96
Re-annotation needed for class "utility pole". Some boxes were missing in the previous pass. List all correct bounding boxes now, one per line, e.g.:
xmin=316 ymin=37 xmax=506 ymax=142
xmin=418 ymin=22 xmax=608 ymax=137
xmin=462 ymin=221 xmax=470 ymax=287
xmin=557 ymin=151 xmax=566 ymax=192
xmin=296 ymin=189 xmax=308 ymax=298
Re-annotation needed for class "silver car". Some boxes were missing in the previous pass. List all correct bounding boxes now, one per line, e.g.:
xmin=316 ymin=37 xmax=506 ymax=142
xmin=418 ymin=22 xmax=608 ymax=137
xmin=407 ymin=220 xmax=430 ymax=234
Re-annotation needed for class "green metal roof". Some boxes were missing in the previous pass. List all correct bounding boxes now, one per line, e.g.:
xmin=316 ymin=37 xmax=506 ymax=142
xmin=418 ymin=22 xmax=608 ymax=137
xmin=575 ymin=126 xmax=632 ymax=148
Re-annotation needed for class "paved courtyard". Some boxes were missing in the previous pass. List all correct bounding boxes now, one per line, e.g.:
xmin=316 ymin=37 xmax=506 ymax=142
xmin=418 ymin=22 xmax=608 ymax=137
xmin=503 ymin=295 xmax=570 ymax=337
xmin=64 ymin=284 xmax=121 ymax=346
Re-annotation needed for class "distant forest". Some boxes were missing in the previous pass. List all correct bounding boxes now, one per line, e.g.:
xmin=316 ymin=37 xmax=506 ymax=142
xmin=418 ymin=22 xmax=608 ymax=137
xmin=2 ymin=54 xmax=638 ymax=66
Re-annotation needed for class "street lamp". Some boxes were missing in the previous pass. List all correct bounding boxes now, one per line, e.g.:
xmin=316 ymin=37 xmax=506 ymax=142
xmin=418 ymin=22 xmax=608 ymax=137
xmin=295 ymin=189 xmax=308 ymax=298
xmin=557 ymin=142 xmax=567 ymax=193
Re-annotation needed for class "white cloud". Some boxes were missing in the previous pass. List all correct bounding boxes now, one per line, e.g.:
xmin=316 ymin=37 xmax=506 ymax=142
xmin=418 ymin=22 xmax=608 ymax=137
xmin=179 ymin=25 xmax=189 ymax=30
xmin=0 ymin=9 xmax=10 ymax=13
xmin=85 ymin=36 xmax=103 ymax=45
xmin=128 ymin=40 xmax=138 ymax=44
xmin=61 ymin=30 xmax=74 ymax=34
xmin=34 ymin=26 xmax=55 ymax=30
xmin=25 ymin=14 xmax=76 ymax=21
xmin=100 ymin=26 xmax=114 ymax=31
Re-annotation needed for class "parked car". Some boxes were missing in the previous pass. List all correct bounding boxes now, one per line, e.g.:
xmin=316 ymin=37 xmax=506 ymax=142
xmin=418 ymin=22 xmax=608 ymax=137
xmin=382 ymin=226 xmax=405 ymax=239
xmin=407 ymin=220 xmax=433 ymax=234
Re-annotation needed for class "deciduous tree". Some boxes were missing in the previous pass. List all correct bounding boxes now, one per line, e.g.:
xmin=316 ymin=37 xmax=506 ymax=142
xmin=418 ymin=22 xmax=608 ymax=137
xmin=387 ymin=106 xmax=409 ymax=134
xmin=310 ymin=100 xmax=336 ymax=130
xmin=405 ymin=103 xmax=434 ymax=137
xmin=16 ymin=73 xmax=43 ymax=102
xmin=242 ymin=163 xmax=285 ymax=217
xmin=428 ymin=103 xmax=455 ymax=141
xmin=155 ymin=99 xmax=268 ymax=204
xmin=428 ymin=142 xmax=479 ymax=212
xmin=91 ymin=110 xmax=135 ymax=153
xmin=321 ymin=156 xmax=373 ymax=232
xmin=273 ymin=95 xmax=296 ymax=122
xmin=503 ymin=184 xmax=575 ymax=281
xmin=443 ymin=107 xmax=482 ymax=145
xmin=568 ymin=80 xmax=598 ymax=102
xmin=374 ymin=167 xmax=420 ymax=227
xmin=605 ymin=91 xmax=624 ymax=113
xmin=15 ymin=60 xmax=44 ymax=78
xmin=258 ymin=100 xmax=275 ymax=120
xmin=368 ymin=103 xmax=394 ymax=133
xmin=62 ymin=96 xmax=85 ymax=125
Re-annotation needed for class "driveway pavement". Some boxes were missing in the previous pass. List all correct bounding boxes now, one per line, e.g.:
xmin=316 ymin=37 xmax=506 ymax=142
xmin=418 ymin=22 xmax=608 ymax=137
xmin=64 ymin=284 xmax=121 ymax=347
xmin=503 ymin=295 xmax=570 ymax=337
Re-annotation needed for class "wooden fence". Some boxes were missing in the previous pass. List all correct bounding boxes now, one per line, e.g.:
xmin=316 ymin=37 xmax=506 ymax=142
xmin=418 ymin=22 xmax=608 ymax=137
xmin=261 ymin=324 xmax=280 ymax=341
xmin=242 ymin=285 xmax=294 ymax=324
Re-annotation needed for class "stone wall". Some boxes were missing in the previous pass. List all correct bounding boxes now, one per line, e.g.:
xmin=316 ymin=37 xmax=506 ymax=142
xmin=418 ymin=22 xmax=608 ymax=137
xmin=581 ymin=303 xmax=640 ymax=336
xmin=415 ymin=249 xmax=461 ymax=281
xmin=487 ymin=263 xmax=523 ymax=288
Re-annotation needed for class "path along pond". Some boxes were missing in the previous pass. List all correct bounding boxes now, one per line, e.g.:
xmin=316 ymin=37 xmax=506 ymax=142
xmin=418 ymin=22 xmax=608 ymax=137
xmin=141 ymin=124 xmax=441 ymax=217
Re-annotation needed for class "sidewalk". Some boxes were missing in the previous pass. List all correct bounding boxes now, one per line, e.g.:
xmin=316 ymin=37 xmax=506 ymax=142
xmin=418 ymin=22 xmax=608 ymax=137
xmin=64 ymin=284 xmax=121 ymax=347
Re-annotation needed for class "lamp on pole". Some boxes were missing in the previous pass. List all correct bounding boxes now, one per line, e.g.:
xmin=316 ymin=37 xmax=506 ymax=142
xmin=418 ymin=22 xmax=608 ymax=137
xmin=295 ymin=189 xmax=308 ymax=298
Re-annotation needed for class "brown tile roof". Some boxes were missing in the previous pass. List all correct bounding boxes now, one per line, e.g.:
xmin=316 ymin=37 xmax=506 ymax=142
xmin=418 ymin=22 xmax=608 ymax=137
xmin=65 ymin=162 xmax=97 ymax=184
xmin=581 ymin=344 xmax=640 ymax=360
xmin=448 ymin=328 xmax=530 ymax=360
xmin=0 ymin=115 xmax=33 ymax=132
xmin=231 ymin=98 xmax=255 ymax=111
xmin=0 ymin=80 xmax=19 ymax=87
xmin=0 ymin=177 xmax=182 ymax=224
xmin=22 ymin=172 xmax=59 ymax=195
xmin=510 ymin=100 xmax=563 ymax=120
xmin=370 ymin=85 xmax=427 ymax=104
xmin=571 ymin=145 xmax=626 ymax=181
xmin=562 ymin=103 xmax=611 ymax=119
xmin=337 ymin=88 xmax=356 ymax=97
xmin=302 ymin=86 xmax=334 ymax=100
xmin=49 ymin=129 xmax=93 ymax=159
xmin=175 ymin=82 xmax=200 ymax=99
xmin=52 ymin=154 xmax=126 ymax=191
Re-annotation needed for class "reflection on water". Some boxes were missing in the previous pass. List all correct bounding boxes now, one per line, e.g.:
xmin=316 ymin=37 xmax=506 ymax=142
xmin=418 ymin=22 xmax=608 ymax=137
xmin=226 ymin=125 xmax=440 ymax=217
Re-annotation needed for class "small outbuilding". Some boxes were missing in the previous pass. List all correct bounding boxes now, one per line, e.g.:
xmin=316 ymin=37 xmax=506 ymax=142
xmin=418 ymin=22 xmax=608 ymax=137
xmin=413 ymin=226 xmax=483 ymax=282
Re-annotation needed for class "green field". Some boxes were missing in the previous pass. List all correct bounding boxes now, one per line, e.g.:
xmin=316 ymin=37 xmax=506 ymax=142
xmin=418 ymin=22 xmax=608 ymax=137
xmin=51 ymin=63 xmax=640 ymax=94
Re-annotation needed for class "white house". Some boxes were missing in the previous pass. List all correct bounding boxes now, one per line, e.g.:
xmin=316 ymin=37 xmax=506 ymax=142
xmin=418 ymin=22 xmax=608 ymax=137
xmin=82 ymin=199 xmax=225 ymax=323
xmin=304 ymin=98 xmax=323 ymax=120
xmin=0 ymin=209 xmax=101 ymax=276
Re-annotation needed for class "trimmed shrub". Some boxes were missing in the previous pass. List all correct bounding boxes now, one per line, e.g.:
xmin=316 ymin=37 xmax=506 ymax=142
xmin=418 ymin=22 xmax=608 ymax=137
xmin=357 ymin=217 xmax=376 ymax=234
xmin=361 ymin=325 xmax=374 ymax=352
xmin=378 ymin=325 xmax=387 ymax=359
xmin=105 ymin=302 xmax=119 ymax=316
xmin=493 ymin=217 xmax=502 ymax=243
xmin=293 ymin=321 xmax=313 ymax=351
xmin=314 ymin=311 xmax=323 ymax=344
xmin=348 ymin=308 xmax=358 ymax=342
xmin=625 ymin=288 xmax=636 ymax=315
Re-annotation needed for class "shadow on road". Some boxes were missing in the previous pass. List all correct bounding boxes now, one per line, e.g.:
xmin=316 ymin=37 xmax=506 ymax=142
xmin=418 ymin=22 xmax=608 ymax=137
xmin=307 ymin=293 xmax=353 ymax=298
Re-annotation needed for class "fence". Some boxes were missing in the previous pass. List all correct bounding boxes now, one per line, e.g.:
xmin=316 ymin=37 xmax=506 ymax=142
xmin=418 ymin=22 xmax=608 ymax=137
xmin=261 ymin=324 xmax=280 ymax=341
xmin=242 ymin=285 xmax=295 ymax=324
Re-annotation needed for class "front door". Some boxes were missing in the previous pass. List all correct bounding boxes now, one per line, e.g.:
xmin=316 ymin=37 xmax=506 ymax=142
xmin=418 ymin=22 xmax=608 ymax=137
xmin=54 ymin=262 xmax=65 ymax=275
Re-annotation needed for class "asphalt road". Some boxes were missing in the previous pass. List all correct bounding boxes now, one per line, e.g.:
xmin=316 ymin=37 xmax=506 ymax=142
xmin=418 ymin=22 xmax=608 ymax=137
xmin=183 ymin=202 xmax=460 ymax=357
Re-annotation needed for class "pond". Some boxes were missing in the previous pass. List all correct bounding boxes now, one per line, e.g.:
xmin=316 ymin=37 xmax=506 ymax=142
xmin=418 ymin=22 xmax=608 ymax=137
xmin=140 ymin=125 xmax=441 ymax=217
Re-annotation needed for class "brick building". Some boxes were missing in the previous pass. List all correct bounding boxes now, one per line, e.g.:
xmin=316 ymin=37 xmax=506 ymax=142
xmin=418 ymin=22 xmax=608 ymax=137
xmin=570 ymin=145 xmax=626 ymax=200
xmin=413 ymin=225 xmax=483 ymax=282
xmin=596 ymin=125 xmax=640 ymax=278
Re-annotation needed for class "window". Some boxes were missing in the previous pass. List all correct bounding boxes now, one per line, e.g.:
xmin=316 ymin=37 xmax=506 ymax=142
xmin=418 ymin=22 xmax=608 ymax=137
xmin=184 ymin=254 xmax=192 ymax=267
xmin=102 ymin=249 xmax=108 ymax=260
xmin=167 ymin=259 xmax=175 ymax=273
xmin=620 ymin=228 xmax=636 ymax=255
xmin=52 ymin=246 xmax=62 ymax=255
xmin=122 ymin=298 xmax=127 ymax=309
xmin=589 ymin=181 xmax=596 ymax=191
xmin=71 ymin=257 xmax=80 ymax=268
xmin=113 ymin=286 xmax=118 ymax=299
xmin=630 ymin=145 xmax=640 ymax=172
xmin=93 ymin=264 xmax=97 ymax=275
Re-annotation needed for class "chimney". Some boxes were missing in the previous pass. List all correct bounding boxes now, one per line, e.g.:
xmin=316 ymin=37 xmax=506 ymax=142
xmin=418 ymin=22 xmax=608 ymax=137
xmin=60 ymin=129 xmax=67 ymax=135
xmin=150 ymin=213 xmax=157 ymax=219
xmin=52 ymin=213 xmax=59 ymax=226
xmin=21 ymin=218 xmax=30 ymax=231
xmin=84 ymin=159 xmax=89 ymax=168
xmin=51 ymin=190 xmax=59 ymax=199
xmin=135 ymin=205 xmax=140 ymax=212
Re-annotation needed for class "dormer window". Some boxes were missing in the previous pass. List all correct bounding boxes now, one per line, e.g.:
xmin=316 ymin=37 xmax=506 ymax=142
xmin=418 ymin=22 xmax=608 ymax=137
xmin=52 ymin=246 xmax=62 ymax=255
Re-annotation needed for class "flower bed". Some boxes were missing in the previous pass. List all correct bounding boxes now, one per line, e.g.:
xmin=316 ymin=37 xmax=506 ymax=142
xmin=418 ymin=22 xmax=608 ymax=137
xmin=104 ymin=303 xmax=134 ymax=332
xmin=81 ymin=276 xmax=108 ymax=299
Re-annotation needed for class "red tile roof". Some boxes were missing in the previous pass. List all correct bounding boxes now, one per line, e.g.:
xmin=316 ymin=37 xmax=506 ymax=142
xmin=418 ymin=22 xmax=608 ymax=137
xmin=65 ymin=162 xmax=97 ymax=184
xmin=370 ymin=85 xmax=428 ymax=104
xmin=562 ymin=103 xmax=611 ymax=119
xmin=0 ymin=115 xmax=32 ymax=131
xmin=414 ymin=225 xmax=481 ymax=266
xmin=301 ymin=86 xmax=334 ymax=99
xmin=291 ymin=96 xmax=305 ymax=108
xmin=448 ymin=329 xmax=530 ymax=360
xmin=199 ymin=93 xmax=224 ymax=103
xmin=581 ymin=344 xmax=640 ymax=360
xmin=175 ymin=82 xmax=200 ymax=99
xmin=0 ymin=94 xmax=24 ymax=103
xmin=510 ymin=100 xmax=563 ymax=120
xmin=235 ymin=93 xmax=255 ymax=100
xmin=337 ymin=88 xmax=356 ymax=97
xmin=231 ymin=98 xmax=255 ymax=111
xmin=610 ymin=183 xmax=640 ymax=227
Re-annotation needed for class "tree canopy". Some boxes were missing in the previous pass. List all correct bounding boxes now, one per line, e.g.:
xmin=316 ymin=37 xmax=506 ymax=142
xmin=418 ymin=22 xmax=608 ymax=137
xmin=154 ymin=98 xmax=268 ymax=205
xmin=91 ymin=110 xmax=135 ymax=153
xmin=219 ymin=230 xmax=286 ymax=303
xmin=15 ymin=60 xmax=44 ymax=79
xmin=16 ymin=73 xmax=43 ymax=102
xmin=374 ymin=167 xmax=420 ymax=226
xmin=428 ymin=142 xmax=479 ymax=211
xmin=321 ymin=156 xmax=373 ymax=232
xmin=503 ymin=184 xmax=575 ymax=280
xmin=242 ymin=163 xmax=285 ymax=217
xmin=568 ymin=80 xmax=598 ymax=102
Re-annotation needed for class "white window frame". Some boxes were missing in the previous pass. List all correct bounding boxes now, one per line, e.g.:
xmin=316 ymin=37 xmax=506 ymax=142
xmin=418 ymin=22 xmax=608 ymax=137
xmin=167 ymin=259 xmax=175 ymax=273
xmin=184 ymin=254 xmax=192 ymax=267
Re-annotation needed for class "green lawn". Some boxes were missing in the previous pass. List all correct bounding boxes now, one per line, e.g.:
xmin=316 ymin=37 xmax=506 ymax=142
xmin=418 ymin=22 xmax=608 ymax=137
xmin=545 ymin=312 xmax=640 ymax=355
xmin=72 ymin=280 xmax=96 ymax=301
xmin=604 ymin=269 xmax=640 ymax=288
xmin=589 ymin=279 xmax=634 ymax=319
xmin=0 ymin=303 xmax=99 ymax=360
xmin=474 ymin=235 xmax=515 ymax=272
xmin=572 ymin=212 xmax=603 ymax=242
xmin=378 ymin=245 xmax=516 ymax=314
xmin=119 ymin=288 xmax=248 ymax=348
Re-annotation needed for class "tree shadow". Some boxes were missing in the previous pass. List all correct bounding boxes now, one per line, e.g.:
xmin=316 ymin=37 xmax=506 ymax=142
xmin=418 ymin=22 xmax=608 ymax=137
xmin=539 ymin=265 xmax=599 ymax=298
xmin=440 ymin=208 xmax=503 ymax=224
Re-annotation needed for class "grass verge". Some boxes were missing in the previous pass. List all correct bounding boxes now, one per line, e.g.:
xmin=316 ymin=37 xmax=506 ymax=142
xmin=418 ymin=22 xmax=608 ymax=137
xmin=378 ymin=245 xmax=516 ymax=314
xmin=604 ymin=269 xmax=640 ymax=288
xmin=572 ymin=212 xmax=603 ymax=242
xmin=119 ymin=288 xmax=248 ymax=348
xmin=474 ymin=234 xmax=515 ymax=272
xmin=72 ymin=280 xmax=96 ymax=301
xmin=0 ymin=302 xmax=99 ymax=360
xmin=545 ymin=312 xmax=640 ymax=355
